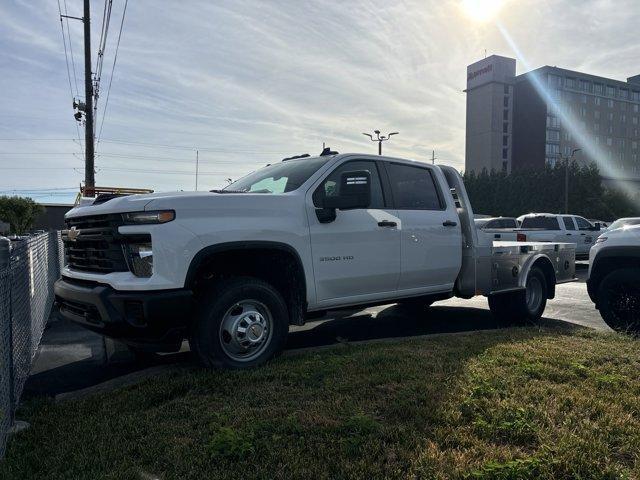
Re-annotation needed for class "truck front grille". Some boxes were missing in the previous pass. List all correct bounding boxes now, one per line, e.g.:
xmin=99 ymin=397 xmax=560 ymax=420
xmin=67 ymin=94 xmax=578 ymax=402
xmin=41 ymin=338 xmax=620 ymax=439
xmin=63 ymin=214 xmax=129 ymax=274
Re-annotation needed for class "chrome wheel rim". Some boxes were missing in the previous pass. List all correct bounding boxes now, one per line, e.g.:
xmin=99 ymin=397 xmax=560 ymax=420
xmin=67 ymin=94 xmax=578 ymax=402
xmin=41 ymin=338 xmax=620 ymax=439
xmin=525 ymin=276 xmax=543 ymax=313
xmin=219 ymin=300 xmax=273 ymax=362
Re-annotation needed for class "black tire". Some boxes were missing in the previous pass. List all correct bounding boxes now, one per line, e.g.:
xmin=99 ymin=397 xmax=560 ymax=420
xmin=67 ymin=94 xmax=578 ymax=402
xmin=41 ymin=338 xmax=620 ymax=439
xmin=189 ymin=276 xmax=289 ymax=369
xmin=597 ymin=268 xmax=640 ymax=334
xmin=488 ymin=266 xmax=548 ymax=324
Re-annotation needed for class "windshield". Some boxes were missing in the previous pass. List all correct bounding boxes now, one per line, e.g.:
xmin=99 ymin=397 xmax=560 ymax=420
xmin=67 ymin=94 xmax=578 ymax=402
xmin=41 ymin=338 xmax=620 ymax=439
xmin=608 ymin=218 xmax=640 ymax=230
xmin=224 ymin=157 xmax=328 ymax=194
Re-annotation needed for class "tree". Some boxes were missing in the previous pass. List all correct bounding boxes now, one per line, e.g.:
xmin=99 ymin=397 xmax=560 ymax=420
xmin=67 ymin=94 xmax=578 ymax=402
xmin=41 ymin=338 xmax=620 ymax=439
xmin=462 ymin=162 xmax=640 ymax=221
xmin=0 ymin=196 xmax=44 ymax=235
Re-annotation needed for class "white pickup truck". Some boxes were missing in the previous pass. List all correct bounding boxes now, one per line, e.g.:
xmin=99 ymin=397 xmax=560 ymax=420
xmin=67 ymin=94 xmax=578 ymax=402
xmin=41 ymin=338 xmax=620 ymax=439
xmin=515 ymin=214 xmax=601 ymax=260
xmin=54 ymin=152 xmax=575 ymax=368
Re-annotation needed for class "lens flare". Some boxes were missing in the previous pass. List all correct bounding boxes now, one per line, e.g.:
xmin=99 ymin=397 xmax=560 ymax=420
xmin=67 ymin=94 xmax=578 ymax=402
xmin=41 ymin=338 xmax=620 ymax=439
xmin=461 ymin=0 xmax=506 ymax=22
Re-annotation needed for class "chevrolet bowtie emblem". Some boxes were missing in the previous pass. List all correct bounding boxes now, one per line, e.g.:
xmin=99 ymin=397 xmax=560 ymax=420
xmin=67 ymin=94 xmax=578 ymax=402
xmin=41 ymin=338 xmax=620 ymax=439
xmin=67 ymin=226 xmax=81 ymax=242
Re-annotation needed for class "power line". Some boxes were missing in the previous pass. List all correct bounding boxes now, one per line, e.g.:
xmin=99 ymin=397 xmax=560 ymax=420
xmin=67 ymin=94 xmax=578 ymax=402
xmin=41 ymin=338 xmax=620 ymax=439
xmin=63 ymin=0 xmax=80 ymax=97
xmin=56 ymin=0 xmax=84 ymax=151
xmin=93 ymin=0 xmax=113 ymax=133
xmin=97 ymin=0 xmax=128 ymax=146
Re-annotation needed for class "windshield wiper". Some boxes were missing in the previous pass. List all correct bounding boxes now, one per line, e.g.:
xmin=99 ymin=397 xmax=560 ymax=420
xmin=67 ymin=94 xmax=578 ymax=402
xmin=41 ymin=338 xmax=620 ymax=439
xmin=210 ymin=189 xmax=247 ymax=194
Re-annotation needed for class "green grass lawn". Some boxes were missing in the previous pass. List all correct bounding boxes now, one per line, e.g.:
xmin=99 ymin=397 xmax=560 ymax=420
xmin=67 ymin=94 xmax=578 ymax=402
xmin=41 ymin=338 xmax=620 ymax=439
xmin=2 ymin=326 xmax=640 ymax=479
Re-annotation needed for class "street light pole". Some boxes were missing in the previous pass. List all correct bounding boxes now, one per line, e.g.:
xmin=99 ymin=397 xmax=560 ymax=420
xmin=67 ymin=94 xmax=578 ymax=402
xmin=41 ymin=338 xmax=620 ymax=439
xmin=362 ymin=130 xmax=399 ymax=155
xmin=560 ymin=148 xmax=581 ymax=214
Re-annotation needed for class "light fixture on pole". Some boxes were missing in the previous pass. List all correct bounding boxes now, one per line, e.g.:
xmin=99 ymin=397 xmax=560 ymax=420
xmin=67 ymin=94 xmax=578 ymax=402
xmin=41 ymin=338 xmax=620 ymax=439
xmin=362 ymin=130 xmax=399 ymax=155
xmin=560 ymin=148 xmax=581 ymax=214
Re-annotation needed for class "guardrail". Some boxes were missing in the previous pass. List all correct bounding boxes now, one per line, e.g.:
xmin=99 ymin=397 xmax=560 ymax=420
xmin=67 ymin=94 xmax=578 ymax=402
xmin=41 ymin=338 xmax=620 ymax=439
xmin=0 ymin=232 xmax=63 ymax=458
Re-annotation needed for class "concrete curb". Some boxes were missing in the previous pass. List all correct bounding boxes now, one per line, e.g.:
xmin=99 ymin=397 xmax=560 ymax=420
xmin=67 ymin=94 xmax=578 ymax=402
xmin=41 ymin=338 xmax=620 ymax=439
xmin=54 ymin=364 xmax=192 ymax=403
xmin=54 ymin=321 xmax=585 ymax=403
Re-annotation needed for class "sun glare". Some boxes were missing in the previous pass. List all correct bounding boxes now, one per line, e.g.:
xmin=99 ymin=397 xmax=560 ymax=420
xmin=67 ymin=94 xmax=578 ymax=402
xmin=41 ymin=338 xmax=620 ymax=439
xmin=461 ymin=0 xmax=506 ymax=22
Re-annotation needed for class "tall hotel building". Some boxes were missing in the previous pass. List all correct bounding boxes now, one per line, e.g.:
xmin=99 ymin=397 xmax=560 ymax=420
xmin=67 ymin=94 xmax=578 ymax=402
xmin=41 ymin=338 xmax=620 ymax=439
xmin=465 ymin=55 xmax=640 ymax=189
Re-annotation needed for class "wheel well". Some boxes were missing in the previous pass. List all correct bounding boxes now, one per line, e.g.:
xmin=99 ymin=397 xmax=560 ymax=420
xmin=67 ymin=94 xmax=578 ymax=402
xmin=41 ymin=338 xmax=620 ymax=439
xmin=531 ymin=257 xmax=556 ymax=299
xmin=187 ymin=246 xmax=306 ymax=325
xmin=590 ymin=256 xmax=640 ymax=294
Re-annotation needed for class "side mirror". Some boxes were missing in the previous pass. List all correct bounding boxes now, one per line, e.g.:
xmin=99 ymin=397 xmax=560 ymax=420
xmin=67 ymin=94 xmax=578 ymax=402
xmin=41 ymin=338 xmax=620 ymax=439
xmin=591 ymin=223 xmax=601 ymax=231
xmin=322 ymin=170 xmax=371 ymax=210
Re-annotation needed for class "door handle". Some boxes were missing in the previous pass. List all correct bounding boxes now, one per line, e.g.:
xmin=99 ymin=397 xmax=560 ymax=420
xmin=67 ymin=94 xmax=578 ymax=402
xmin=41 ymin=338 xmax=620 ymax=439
xmin=377 ymin=220 xmax=397 ymax=228
xmin=566 ymin=233 xmax=572 ymax=236
xmin=442 ymin=220 xmax=457 ymax=227
xmin=494 ymin=234 xmax=501 ymax=239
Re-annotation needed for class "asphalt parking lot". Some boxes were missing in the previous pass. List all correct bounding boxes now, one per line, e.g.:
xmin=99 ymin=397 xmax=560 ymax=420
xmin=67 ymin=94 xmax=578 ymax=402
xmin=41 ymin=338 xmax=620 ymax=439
xmin=26 ymin=263 xmax=605 ymax=397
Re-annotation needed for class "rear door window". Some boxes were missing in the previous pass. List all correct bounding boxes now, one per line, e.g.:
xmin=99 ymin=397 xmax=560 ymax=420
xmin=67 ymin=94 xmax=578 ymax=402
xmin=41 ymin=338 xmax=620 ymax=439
xmin=313 ymin=160 xmax=385 ymax=209
xmin=562 ymin=216 xmax=576 ymax=230
xmin=386 ymin=163 xmax=444 ymax=210
xmin=521 ymin=216 xmax=560 ymax=230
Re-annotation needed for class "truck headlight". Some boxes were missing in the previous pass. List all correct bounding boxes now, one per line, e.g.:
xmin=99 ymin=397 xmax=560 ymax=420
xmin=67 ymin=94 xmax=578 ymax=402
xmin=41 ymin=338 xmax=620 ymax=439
xmin=595 ymin=236 xmax=608 ymax=244
xmin=125 ymin=240 xmax=153 ymax=277
xmin=122 ymin=210 xmax=175 ymax=225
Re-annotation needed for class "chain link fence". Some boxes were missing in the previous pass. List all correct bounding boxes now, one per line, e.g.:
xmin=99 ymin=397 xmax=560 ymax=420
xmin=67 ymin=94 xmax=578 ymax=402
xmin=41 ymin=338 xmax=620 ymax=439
xmin=0 ymin=232 xmax=62 ymax=458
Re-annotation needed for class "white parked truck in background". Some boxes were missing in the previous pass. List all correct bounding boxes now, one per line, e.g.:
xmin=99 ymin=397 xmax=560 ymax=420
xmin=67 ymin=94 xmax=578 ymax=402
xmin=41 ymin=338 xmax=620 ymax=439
xmin=587 ymin=224 xmax=640 ymax=333
xmin=54 ymin=152 xmax=576 ymax=368
xmin=515 ymin=213 xmax=602 ymax=260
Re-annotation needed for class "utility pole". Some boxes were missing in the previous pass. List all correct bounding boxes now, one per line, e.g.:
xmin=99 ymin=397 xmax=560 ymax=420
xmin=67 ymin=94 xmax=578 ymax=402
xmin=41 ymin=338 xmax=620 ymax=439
xmin=560 ymin=148 xmax=581 ymax=214
xmin=195 ymin=150 xmax=199 ymax=191
xmin=431 ymin=150 xmax=437 ymax=165
xmin=83 ymin=0 xmax=95 ymax=196
xmin=362 ymin=130 xmax=399 ymax=155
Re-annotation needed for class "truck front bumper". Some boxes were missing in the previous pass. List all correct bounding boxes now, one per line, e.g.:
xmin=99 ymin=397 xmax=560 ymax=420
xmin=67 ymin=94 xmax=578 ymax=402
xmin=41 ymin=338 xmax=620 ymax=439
xmin=54 ymin=277 xmax=193 ymax=352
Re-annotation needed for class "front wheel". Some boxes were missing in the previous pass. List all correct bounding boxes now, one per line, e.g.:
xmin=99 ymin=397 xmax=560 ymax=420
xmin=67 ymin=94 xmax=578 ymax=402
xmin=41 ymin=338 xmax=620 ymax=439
xmin=488 ymin=266 xmax=548 ymax=324
xmin=189 ymin=277 xmax=289 ymax=369
xmin=597 ymin=268 xmax=640 ymax=334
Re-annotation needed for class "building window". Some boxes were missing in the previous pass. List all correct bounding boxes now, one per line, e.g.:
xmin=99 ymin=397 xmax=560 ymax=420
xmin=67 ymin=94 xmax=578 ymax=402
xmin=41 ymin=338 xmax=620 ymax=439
xmin=633 ymin=153 xmax=638 ymax=162
xmin=606 ymin=137 xmax=613 ymax=146
xmin=548 ymin=74 xmax=562 ymax=87
xmin=622 ymin=114 xmax=627 ymax=124
xmin=503 ymin=122 xmax=508 ymax=133
xmin=546 ymin=115 xmax=559 ymax=128
xmin=546 ymin=130 xmax=560 ymax=142
xmin=633 ymin=91 xmax=640 ymax=102
xmin=563 ymin=131 xmax=571 ymax=141
xmin=579 ymin=80 xmax=590 ymax=92
xmin=594 ymin=123 xmax=600 ymax=131
xmin=564 ymin=145 xmax=573 ymax=156
xmin=633 ymin=117 xmax=639 ymax=125
xmin=621 ymin=139 xmax=626 ymax=148
xmin=594 ymin=83 xmax=603 ymax=95
xmin=608 ymin=112 xmax=614 ymax=121
xmin=502 ymin=161 xmax=508 ymax=171
xmin=607 ymin=99 xmax=614 ymax=108
xmin=595 ymin=136 xmax=600 ymax=145
xmin=594 ymin=110 xmax=600 ymax=120
xmin=580 ymin=94 xmax=587 ymax=104
xmin=503 ymin=96 xmax=509 ymax=108
xmin=606 ymin=85 xmax=616 ymax=97
xmin=580 ymin=106 xmax=586 ymax=117
xmin=504 ymin=84 xmax=510 ymax=94
xmin=502 ymin=148 xmax=508 ymax=159
xmin=633 ymin=141 xmax=638 ymax=150
xmin=566 ymin=77 xmax=576 ymax=89
xmin=620 ymin=89 xmax=629 ymax=99
xmin=503 ymin=135 xmax=508 ymax=146
xmin=608 ymin=125 xmax=614 ymax=134
xmin=545 ymin=143 xmax=560 ymax=155
xmin=634 ymin=104 xmax=639 ymax=113
xmin=594 ymin=97 xmax=601 ymax=106
xmin=503 ymin=109 xmax=509 ymax=121
xmin=621 ymin=102 xmax=627 ymax=111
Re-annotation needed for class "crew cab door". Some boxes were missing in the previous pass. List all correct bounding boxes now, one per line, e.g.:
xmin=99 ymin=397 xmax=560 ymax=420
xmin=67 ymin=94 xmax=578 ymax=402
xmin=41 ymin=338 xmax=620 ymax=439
xmin=574 ymin=216 xmax=597 ymax=255
xmin=306 ymin=159 xmax=401 ymax=304
xmin=561 ymin=216 xmax=578 ymax=245
xmin=383 ymin=162 xmax=462 ymax=293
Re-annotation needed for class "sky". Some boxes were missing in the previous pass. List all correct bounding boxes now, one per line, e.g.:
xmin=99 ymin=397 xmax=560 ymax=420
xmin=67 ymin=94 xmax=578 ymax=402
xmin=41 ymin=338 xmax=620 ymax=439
xmin=0 ymin=0 xmax=638 ymax=204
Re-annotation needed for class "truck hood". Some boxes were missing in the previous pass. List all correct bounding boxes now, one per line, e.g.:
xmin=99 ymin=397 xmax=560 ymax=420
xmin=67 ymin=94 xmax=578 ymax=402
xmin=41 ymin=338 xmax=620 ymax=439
xmin=64 ymin=191 xmax=300 ymax=219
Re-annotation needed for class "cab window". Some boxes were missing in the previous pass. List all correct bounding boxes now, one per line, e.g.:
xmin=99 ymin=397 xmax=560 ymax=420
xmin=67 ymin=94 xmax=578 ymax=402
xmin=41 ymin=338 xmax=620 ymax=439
xmin=562 ymin=216 xmax=576 ymax=230
xmin=313 ymin=160 xmax=385 ymax=208
xmin=386 ymin=163 xmax=444 ymax=210
xmin=575 ymin=217 xmax=593 ymax=230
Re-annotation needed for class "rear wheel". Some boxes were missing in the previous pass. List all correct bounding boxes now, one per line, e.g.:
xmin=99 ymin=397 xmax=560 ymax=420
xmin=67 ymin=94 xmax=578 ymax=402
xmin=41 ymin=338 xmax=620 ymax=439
xmin=189 ymin=277 xmax=289 ymax=369
xmin=597 ymin=268 xmax=640 ymax=334
xmin=488 ymin=266 xmax=548 ymax=324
